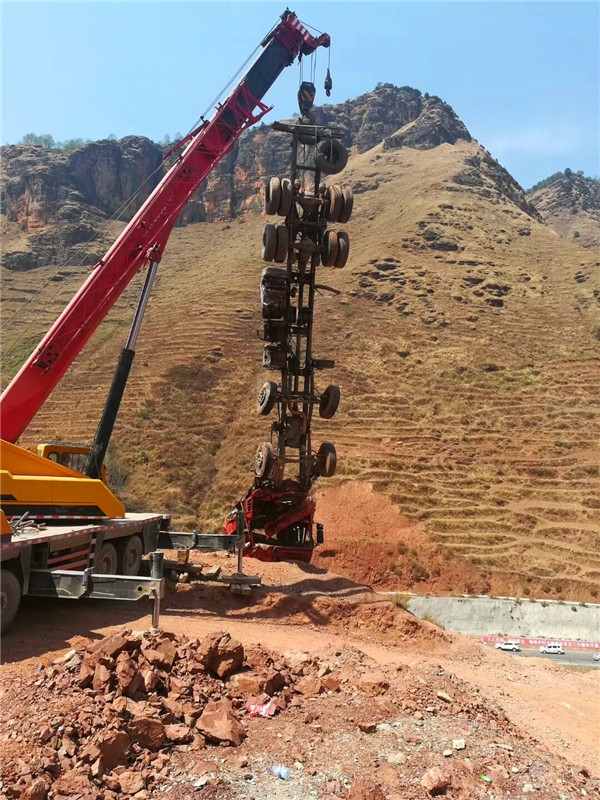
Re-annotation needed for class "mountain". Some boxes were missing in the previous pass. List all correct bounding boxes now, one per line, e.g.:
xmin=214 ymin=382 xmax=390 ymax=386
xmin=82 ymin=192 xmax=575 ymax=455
xmin=2 ymin=87 xmax=599 ymax=603
xmin=528 ymin=171 xmax=600 ymax=251
xmin=1 ymin=86 xmax=536 ymax=269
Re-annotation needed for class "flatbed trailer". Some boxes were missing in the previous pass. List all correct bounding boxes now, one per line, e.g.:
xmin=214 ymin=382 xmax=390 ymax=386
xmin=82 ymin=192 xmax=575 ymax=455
xmin=0 ymin=512 xmax=259 ymax=632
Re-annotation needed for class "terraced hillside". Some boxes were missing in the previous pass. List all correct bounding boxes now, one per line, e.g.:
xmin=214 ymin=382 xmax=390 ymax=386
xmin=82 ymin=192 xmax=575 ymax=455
xmin=2 ymin=135 xmax=599 ymax=601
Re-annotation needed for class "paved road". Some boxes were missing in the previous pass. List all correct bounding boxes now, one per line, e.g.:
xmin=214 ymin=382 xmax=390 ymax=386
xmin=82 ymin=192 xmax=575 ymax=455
xmin=494 ymin=647 xmax=600 ymax=667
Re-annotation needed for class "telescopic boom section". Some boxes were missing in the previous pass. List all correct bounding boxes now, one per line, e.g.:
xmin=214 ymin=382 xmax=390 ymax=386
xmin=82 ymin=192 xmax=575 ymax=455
xmin=0 ymin=11 xmax=330 ymax=444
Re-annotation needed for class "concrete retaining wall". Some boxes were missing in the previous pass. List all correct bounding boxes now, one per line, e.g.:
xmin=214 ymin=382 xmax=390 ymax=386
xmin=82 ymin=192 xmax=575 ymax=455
xmin=402 ymin=594 xmax=600 ymax=641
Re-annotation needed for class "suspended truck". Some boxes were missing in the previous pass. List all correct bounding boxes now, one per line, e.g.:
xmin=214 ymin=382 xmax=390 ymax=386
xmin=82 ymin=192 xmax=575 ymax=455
xmin=0 ymin=10 xmax=335 ymax=633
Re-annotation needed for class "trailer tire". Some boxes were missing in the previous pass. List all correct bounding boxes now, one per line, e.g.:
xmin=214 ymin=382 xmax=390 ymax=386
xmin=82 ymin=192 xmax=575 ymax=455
xmin=278 ymin=179 xmax=293 ymax=217
xmin=96 ymin=542 xmax=118 ymax=575
xmin=315 ymin=139 xmax=348 ymax=175
xmin=338 ymin=186 xmax=354 ymax=223
xmin=261 ymin=224 xmax=277 ymax=262
xmin=317 ymin=442 xmax=337 ymax=478
xmin=117 ymin=535 xmax=143 ymax=576
xmin=257 ymin=381 xmax=278 ymax=416
xmin=322 ymin=230 xmax=339 ymax=267
xmin=319 ymin=384 xmax=341 ymax=419
xmin=0 ymin=569 xmax=22 ymax=634
xmin=274 ymin=225 xmax=289 ymax=263
xmin=255 ymin=442 xmax=275 ymax=479
xmin=325 ymin=184 xmax=343 ymax=222
xmin=265 ymin=177 xmax=282 ymax=215
xmin=335 ymin=231 xmax=350 ymax=269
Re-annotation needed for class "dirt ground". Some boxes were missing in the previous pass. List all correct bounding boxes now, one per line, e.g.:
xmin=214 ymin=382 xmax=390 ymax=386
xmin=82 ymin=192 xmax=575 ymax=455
xmin=1 ymin=556 xmax=598 ymax=800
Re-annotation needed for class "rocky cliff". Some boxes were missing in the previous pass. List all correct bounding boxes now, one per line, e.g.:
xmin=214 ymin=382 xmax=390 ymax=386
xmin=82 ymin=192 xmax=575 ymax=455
xmin=528 ymin=172 xmax=600 ymax=250
xmin=1 ymin=85 xmax=536 ymax=270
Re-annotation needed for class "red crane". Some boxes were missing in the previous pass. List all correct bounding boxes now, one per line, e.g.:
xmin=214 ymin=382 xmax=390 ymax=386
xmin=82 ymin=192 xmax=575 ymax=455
xmin=1 ymin=10 xmax=330 ymax=445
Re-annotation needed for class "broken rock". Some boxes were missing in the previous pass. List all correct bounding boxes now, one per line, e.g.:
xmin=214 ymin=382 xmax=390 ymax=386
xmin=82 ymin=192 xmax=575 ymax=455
xmin=198 ymin=631 xmax=244 ymax=679
xmin=421 ymin=766 xmax=451 ymax=796
xmin=115 ymin=651 xmax=142 ymax=697
xmin=358 ymin=672 xmax=390 ymax=696
xmin=197 ymin=699 xmax=246 ymax=746
xmin=95 ymin=729 xmax=131 ymax=770
xmin=20 ymin=779 xmax=49 ymax=800
xmin=165 ymin=723 xmax=193 ymax=744
xmin=118 ymin=770 xmax=145 ymax=795
xmin=128 ymin=716 xmax=166 ymax=750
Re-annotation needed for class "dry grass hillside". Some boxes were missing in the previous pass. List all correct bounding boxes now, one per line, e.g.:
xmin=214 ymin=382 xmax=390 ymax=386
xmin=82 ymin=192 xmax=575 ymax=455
xmin=2 ymin=136 xmax=599 ymax=602
xmin=529 ymin=173 xmax=600 ymax=251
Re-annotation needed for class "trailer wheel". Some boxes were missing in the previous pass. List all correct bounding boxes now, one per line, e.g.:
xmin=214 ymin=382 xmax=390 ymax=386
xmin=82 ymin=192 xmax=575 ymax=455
xmin=338 ymin=186 xmax=354 ymax=223
xmin=257 ymin=381 xmax=278 ymax=416
xmin=325 ymin=184 xmax=343 ymax=222
xmin=96 ymin=542 xmax=118 ymax=574
xmin=278 ymin=179 xmax=293 ymax=217
xmin=117 ymin=535 xmax=143 ymax=576
xmin=319 ymin=384 xmax=341 ymax=419
xmin=317 ymin=442 xmax=337 ymax=478
xmin=261 ymin=224 xmax=277 ymax=262
xmin=335 ymin=232 xmax=350 ymax=269
xmin=273 ymin=225 xmax=289 ymax=263
xmin=315 ymin=139 xmax=348 ymax=175
xmin=322 ymin=230 xmax=339 ymax=267
xmin=255 ymin=442 xmax=275 ymax=479
xmin=0 ymin=569 xmax=22 ymax=634
xmin=264 ymin=177 xmax=282 ymax=215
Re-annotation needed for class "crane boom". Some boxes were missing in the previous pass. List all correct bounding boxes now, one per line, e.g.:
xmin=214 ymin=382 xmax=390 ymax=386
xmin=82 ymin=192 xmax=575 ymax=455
xmin=1 ymin=10 xmax=330 ymax=444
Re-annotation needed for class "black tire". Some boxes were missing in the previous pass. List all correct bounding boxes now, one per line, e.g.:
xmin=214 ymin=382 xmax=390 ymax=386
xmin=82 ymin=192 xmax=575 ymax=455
xmin=264 ymin=177 xmax=282 ymax=215
xmin=315 ymin=139 xmax=348 ymax=175
xmin=338 ymin=186 xmax=354 ymax=223
xmin=261 ymin=224 xmax=277 ymax=262
xmin=117 ymin=535 xmax=143 ymax=576
xmin=319 ymin=385 xmax=341 ymax=419
xmin=335 ymin=232 xmax=350 ymax=269
xmin=274 ymin=225 xmax=289 ymax=263
xmin=322 ymin=230 xmax=339 ymax=267
xmin=257 ymin=381 xmax=278 ymax=416
xmin=255 ymin=442 xmax=275 ymax=479
xmin=278 ymin=179 xmax=293 ymax=217
xmin=96 ymin=542 xmax=118 ymax=575
xmin=0 ymin=569 xmax=21 ymax=634
xmin=325 ymin=184 xmax=343 ymax=222
xmin=317 ymin=442 xmax=337 ymax=478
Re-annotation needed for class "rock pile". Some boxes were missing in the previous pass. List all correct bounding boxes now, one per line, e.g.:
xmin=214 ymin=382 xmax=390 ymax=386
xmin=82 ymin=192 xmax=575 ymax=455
xmin=1 ymin=628 xmax=335 ymax=800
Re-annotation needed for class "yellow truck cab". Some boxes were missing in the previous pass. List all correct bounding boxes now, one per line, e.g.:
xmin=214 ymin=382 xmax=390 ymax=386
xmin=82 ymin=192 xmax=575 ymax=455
xmin=35 ymin=442 xmax=108 ymax=484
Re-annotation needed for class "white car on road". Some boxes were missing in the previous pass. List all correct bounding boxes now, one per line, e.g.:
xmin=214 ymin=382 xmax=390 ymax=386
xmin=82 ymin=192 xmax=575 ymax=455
xmin=495 ymin=640 xmax=521 ymax=652
xmin=540 ymin=643 xmax=565 ymax=655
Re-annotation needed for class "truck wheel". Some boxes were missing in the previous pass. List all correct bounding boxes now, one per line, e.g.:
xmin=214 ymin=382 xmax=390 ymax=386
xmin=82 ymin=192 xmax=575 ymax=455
xmin=117 ymin=535 xmax=143 ymax=576
xmin=261 ymin=224 xmax=277 ymax=262
xmin=317 ymin=442 xmax=337 ymax=478
xmin=335 ymin=232 xmax=350 ymax=268
xmin=338 ymin=186 xmax=354 ymax=223
xmin=319 ymin=385 xmax=341 ymax=419
xmin=255 ymin=442 xmax=275 ymax=479
xmin=0 ymin=569 xmax=22 ymax=634
xmin=273 ymin=225 xmax=289 ymax=263
xmin=322 ymin=230 xmax=339 ymax=267
xmin=264 ymin=177 xmax=282 ymax=215
xmin=325 ymin=184 xmax=343 ymax=222
xmin=315 ymin=139 xmax=348 ymax=175
xmin=278 ymin=179 xmax=293 ymax=217
xmin=257 ymin=381 xmax=278 ymax=416
xmin=96 ymin=542 xmax=118 ymax=574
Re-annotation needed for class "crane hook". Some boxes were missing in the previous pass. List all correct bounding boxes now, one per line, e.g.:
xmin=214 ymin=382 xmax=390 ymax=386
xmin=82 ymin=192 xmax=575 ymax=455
xmin=324 ymin=67 xmax=333 ymax=97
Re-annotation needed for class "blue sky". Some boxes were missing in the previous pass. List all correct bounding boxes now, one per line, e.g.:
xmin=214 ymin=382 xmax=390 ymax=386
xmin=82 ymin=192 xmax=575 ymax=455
xmin=2 ymin=2 xmax=598 ymax=189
